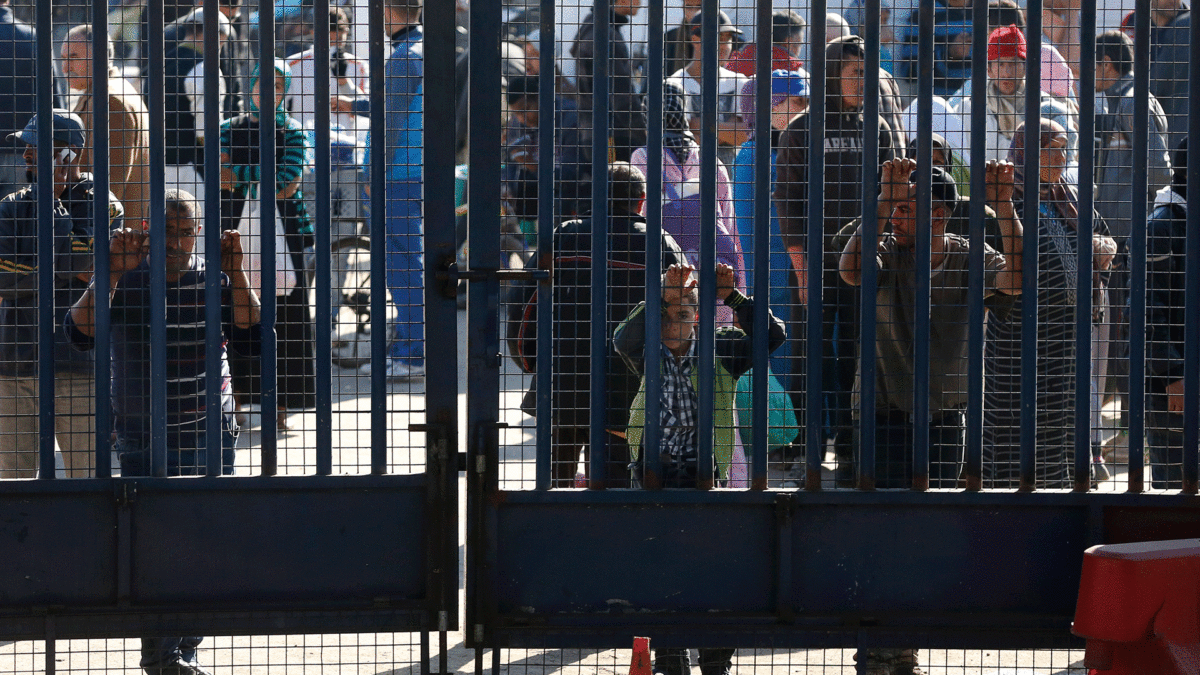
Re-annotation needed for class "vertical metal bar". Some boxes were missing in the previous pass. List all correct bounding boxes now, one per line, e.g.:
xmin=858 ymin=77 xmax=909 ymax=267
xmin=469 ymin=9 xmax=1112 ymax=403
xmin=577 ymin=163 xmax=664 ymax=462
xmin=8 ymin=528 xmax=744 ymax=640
xmin=43 ymin=618 xmax=55 ymax=675
xmin=1074 ymin=4 xmax=1097 ymax=492
xmin=203 ymin=0 xmax=223 ymax=476
xmin=368 ymin=0 xmax=386 ymax=473
xmin=1183 ymin=8 xmax=1200 ymax=495
xmin=805 ymin=0 xmax=829 ymax=490
xmin=964 ymin=0 xmax=988 ymax=491
xmin=695 ymin=0 xmax=717 ymax=489
xmin=92 ymin=0 xmax=113 ymax=478
xmin=1018 ymin=7 xmax=1042 ymax=491
xmin=1127 ymin=0 xmax=1153 ymax=493
xmin=467 ymin=0 xmax=501 ymax=492
xmin=423 ymin=0 xmax=459 ymax=613
xmin=533 ymin=0 xmax=555 ymax=490
xmin=313 ymin=0 xmax=334 ymax=476
xmin=860 ymin=0 xmax=882 ymax=491
xmin=750 ymin=0 xmax=773 ymax=489
xmin=148 ymin=0 xmax=169 ymax=477
xmin=912 ymin=0 xmax=934 ymax=491
xmin=587 ymin=0 xmax=611 ymax=488
xmin=420 ymin=629 xmax=430 ymax=675
xmin=258 ymin=0 xmax=280 ymax=474
xmin=643 ymin=0 xmax=665 ymax=485
xmin=35 ymin=0 xmax=54 ymax=479
xmin=438 ymin=628 xmax=449 ymax=675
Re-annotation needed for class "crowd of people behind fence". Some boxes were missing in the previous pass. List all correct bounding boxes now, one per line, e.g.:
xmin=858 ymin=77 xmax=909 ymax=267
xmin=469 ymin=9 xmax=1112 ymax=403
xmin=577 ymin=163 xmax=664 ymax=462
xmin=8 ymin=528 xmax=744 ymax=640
xmin=0 ymin=0 xmax=1195 ymax=498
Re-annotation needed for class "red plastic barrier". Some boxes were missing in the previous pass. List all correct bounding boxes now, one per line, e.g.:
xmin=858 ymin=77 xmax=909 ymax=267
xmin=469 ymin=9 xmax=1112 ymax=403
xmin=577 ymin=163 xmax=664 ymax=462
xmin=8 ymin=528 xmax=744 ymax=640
xmin=1072 ymin=539 xmax=1200 ymax=674
xmin=628 ymin=637 xmax=651 ymax=675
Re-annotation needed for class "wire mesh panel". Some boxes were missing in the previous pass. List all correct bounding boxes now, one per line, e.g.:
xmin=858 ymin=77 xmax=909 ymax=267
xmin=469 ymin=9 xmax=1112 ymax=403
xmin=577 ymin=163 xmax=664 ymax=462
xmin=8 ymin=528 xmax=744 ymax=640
xmin=0 ymin=633 xmax=425 ymax=675
xmin=484 ymin=643 xmax=1093 ymax=675
xmin=0 ymin=0 xmax=459 ymax=651
xmin=482 ymin=0 xmax=1198 ymax=493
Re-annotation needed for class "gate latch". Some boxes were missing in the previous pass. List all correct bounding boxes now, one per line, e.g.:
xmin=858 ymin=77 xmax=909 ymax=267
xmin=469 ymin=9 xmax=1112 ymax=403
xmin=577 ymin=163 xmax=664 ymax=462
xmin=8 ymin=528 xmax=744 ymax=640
xmin=435 ymin=260 xmax=549 ymax=297
xmin=114 ymin=481 xmax=137 ymax=506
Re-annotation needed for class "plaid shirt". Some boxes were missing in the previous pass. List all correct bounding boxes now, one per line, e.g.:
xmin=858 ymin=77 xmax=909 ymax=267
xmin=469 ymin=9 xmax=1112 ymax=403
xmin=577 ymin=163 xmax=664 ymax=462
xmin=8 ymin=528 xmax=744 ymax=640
xmin=658 ymin=342 xmax=699 ymax=465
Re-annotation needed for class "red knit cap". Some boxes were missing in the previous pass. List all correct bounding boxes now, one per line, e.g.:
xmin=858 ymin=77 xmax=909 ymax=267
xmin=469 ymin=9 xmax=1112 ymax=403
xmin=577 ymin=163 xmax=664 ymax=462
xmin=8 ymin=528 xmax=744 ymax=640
xmin=988 ymin=25 xmax=1027 ymax=61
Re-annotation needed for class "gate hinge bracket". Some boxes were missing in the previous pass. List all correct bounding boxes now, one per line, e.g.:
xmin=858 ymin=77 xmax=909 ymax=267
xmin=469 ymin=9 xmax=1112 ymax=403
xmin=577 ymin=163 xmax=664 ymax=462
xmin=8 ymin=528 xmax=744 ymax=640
xmin=438 ymin=610 xmax=449 ymax=632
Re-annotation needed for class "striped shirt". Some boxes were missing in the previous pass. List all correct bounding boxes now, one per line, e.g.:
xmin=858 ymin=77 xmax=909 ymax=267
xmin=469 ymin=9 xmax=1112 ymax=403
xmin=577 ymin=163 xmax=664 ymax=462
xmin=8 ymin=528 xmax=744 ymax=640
xmin=67 ymin=257 xmax=261 ymax=452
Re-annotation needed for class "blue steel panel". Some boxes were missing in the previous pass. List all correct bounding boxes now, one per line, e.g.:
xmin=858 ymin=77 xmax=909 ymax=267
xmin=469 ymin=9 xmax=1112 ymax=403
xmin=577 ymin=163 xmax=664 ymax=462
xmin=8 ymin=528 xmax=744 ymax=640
xmin=789 ymin=504 xmax=1086 ymax=614
xmin=203 ymin=0 xmax=224 ymax=477
xmin=0 ymin=491 xmax=117 ymax=604
xmin=91 ymin=0 xmax=113 ymax=477
xmin=35 ymin=0 xmax=54 ymax=478
xmin=588 ymin=0 xmax=612 ymax=486
xmin=1074 ymin=8 xmax=1098 ymax=492
xmin=492 ymin=502 xmax=777 ymax=614
xmin=129 ymin=482 xmax=428 ymax=604
xmin=805 ymin=0 xmax=829 ymax=488
xmin=312 ymin=0 xmax=334 ymax=476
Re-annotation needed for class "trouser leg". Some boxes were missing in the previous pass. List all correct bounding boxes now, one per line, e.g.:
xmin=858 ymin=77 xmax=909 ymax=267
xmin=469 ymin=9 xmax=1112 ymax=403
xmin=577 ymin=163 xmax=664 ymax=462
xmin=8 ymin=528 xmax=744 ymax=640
xmin=0 ymin=377 xmax=41 ymax=478
xmin=697 ymin=648 xmax=735 ymax=675
xmin=55 ymin=372 xmax=97 ymax=478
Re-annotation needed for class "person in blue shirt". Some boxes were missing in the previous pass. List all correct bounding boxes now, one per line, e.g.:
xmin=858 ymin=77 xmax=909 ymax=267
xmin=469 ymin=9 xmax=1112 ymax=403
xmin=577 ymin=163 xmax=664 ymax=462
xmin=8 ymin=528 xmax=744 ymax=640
xmin=333 ymin=0 xmax=425 ymax=380
xmin=732 ymin=70 xmax=809 ymax=440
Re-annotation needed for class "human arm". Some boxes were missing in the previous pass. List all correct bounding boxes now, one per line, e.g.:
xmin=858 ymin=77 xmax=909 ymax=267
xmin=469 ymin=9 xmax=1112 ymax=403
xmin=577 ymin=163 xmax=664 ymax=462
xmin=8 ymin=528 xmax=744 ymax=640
xmin=840 ymin=157 xmax=912 ymax=286
xmin=612 ymin=301 xmax=649 ymax=377
xmin=276 ymin=120 xmax=310 ymax=199
xmin=716 ymin=262 xmax=788 ymax=379
xmin=108 ymin=103 xmax=141 ymax=187
xmin=1093 ymin=232 xmax=1117 ymax=272
xmin=986 ymin=159 xmax=1023 ymax=295
xmin=67 ymin=227 xmax=145 ymax=338
xmin=220 ymin=229 xmax=261 ymax=329
xmin=772 ymin=119 xmax=810 ymax=301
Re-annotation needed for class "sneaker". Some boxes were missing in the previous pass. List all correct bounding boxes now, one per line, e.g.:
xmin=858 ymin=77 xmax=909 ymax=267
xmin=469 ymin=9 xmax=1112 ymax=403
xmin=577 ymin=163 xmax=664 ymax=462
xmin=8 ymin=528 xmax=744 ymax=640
xmin=1092 ymin=456 xmax=1111 ymax=483
xmin=359 ymin=359 xmax=425 ymax=380
xmin=854 ymin=648 xmax=923 ymax=675
xmin=157 ymin=660 xmax=213 ymax=675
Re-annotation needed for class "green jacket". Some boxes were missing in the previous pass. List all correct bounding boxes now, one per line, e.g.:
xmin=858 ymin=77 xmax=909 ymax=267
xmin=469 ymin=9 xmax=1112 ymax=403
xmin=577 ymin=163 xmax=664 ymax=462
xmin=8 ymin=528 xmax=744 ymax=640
xmin=625 ymin=348 xmax=739 ymax=480
xmin=614 ymin=293 xmax=787 ymax=481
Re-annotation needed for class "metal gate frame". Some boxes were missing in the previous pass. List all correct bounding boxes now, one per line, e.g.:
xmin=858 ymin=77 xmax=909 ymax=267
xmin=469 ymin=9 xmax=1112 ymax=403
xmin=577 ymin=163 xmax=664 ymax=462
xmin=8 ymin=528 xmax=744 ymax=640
xmin=462 ymin=0 xmax=1200 ymax=654
xmin=0 ymin=0 xmax=460 ymax=641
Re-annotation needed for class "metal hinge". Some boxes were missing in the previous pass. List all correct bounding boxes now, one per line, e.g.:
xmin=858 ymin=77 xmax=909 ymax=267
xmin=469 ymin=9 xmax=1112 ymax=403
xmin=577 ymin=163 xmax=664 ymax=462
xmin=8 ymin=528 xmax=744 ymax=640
xmin=475 ymin=455 xmax=486 ymax=474
xmin=438 ymin=611 xmax=448 ymax=632
xmin=473 ymin=623 xmax=484 ymax=643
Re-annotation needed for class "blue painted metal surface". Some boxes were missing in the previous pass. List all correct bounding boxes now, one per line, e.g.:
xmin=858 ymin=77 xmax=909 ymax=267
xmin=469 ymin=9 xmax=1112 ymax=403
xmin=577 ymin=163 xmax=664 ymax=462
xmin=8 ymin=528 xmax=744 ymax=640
xmin=1 ymin=0 xmax=457 ymax=641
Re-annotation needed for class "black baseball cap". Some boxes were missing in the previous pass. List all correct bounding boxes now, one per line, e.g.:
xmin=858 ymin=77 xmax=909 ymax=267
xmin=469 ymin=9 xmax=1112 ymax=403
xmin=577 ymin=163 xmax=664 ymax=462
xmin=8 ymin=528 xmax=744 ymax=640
xmin=7 ymin=110 xmax=86 ymax=148
xmin=911 ymin=166 xmax=960 ymax=208
xmin=690 ymin=10 xmax=744 ymax=36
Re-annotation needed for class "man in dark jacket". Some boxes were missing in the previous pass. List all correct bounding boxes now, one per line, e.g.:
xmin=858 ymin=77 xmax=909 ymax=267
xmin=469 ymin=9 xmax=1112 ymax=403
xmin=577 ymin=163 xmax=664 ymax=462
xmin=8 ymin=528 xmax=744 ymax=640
xmin=510 ymin=162 xmax=685 ymax=487
xmin=0 ymin=112 xmax=105 ymax=478
xmin=1149 ymin=0 xmax=1190 ymax=151
xmin=773 ymin=34 xmax=899 ymax=485
xmin=1094 ymin=29 xmax=1173 ymax=423
xmin=1144 ymin=139 xmax=1189 ymax=490
xmin=571 ymin=0 xmax=648 ymax=163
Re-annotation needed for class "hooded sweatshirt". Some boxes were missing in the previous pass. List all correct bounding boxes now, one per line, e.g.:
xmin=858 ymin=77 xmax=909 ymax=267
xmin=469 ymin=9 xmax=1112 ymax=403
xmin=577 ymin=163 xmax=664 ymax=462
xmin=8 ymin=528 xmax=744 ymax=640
xmin=773 ymin=36 xmax=898 ymax=268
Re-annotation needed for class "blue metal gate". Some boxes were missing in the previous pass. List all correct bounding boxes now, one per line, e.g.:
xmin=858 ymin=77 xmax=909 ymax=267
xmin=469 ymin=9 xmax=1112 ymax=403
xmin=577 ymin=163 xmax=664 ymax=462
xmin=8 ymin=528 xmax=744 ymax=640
xmin=0 ymin=0 xmax=458 ymax=648
xmin=462 ymin=0 xmax=1200 ymax=659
